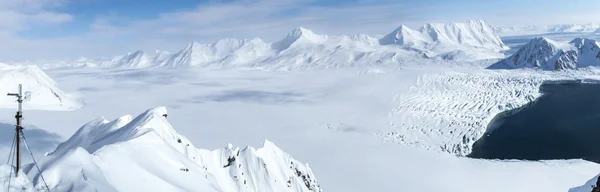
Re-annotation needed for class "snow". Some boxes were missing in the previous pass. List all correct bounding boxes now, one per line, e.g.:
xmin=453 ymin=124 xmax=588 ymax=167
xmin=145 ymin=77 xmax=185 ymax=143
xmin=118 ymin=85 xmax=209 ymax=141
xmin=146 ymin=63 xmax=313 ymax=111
xmin=0 ymin=63 xmax=596 ymax=191
xmin=489 ymin=37 xmax=600 ymax=70
xmin=12 ymin=20 xmax=511 ymax=70
xmin=495 ymin=24 xmax=600 ymax=36
xmin=570 ymin=174 xmax=600 ymax=192
xmin=8 ymin=106 xmax=321 ymax=192
xmin=1 ymin=20 xmax=600 ymax=192
xmin=0 ymin=65 xmax=82 ymax=111
xmin=548 ymin=24 xmax=600 ymax=33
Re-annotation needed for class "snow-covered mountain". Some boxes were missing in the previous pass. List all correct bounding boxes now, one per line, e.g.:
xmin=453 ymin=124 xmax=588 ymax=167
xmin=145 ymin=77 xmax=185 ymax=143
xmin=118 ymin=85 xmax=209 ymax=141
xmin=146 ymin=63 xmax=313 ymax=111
xmin=494 ymin=24 xmax=600 ymax=36
xmin=381 ymin=20 xmax=507 ymax=51
xmin=488 ymin=37 xmax=600 ymax=70
xmin=26 ymin=20 xmax=508 ymax=70
xmin=0 ymin=65 xmax=82 ymax=110
xmin=548 ymin=24 xmax=600 ymax=33
xmin=1 ymin=107 xmax=321 ymax=192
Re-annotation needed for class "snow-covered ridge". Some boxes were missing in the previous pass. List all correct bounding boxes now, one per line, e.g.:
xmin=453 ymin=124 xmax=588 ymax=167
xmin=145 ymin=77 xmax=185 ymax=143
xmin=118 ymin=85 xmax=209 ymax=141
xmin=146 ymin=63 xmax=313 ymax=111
xmin=381 ymin=19 xmax=508 ymax=51
xmin=24 ymin=20 xmax=509 ymax=70
xmin=488 ymin=37 xmax=600 ymax=70
xmin=0 ymin=65 xmax=82 ymax=110
xmin=494 ymin=24 xmax=600 ymax=36
xmin=548 ymin=24 xmax=600 ymax=33
xmin=8 ymin=107 xmax=321 ymax=192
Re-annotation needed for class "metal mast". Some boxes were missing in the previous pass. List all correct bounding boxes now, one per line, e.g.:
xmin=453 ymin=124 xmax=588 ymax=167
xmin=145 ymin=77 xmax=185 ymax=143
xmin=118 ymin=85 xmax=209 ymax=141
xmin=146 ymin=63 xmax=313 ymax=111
xmin=7 ymin=84 xmax=23 ymax=176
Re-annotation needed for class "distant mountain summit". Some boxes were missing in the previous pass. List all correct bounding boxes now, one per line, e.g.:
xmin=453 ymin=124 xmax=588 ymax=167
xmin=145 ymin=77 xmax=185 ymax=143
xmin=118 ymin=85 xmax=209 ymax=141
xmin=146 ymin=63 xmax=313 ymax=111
xmin=24 ymin=20 xmax=510 ymax=70
xmin=488 ymin=37 xmax=600 ymax=70
xmin=494 ymin=24 xmax=600 ymax=36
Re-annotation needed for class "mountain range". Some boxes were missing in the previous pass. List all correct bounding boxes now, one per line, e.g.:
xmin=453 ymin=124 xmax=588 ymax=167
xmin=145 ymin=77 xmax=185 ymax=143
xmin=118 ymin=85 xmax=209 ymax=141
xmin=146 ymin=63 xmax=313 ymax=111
xmin=22 ymin=20 xmax=509 ymax=70
xmin=494 ymin=24 xmax=600 ymax=36
xmin=488 ymin=37 xmax=600 ymax=70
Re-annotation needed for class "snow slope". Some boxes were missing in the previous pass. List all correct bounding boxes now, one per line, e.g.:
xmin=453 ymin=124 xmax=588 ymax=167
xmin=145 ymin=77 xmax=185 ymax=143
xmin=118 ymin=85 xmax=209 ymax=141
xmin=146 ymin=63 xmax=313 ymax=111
xmin=0 ymin=65 xmax=82 ymax=111
xmin=100 ymin=51 xmax=152 ymax=68
xmin=13 ymin=107 xmax=321 ymax=192
xmin=495 ymin=24 xmax=600 ymax=36
xmin=570 ymin=174 xmax=600 ymax=192
xmin=381 ymin=20 xmax=507 ymax=51
xmin=26 ymin=20 xmax=509 ymax=70
xmin=488 ymin=37 xmax=600 ymax=70
xmin=0 ymin=65 xmax=599 ymax=192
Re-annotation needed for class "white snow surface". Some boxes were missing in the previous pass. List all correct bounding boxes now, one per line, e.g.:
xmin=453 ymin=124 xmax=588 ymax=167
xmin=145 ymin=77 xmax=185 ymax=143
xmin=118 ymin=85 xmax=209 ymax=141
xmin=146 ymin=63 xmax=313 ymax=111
xmin=489 ymin=37 xmax=600 ymax=70
xmin=548 ymin=24 xmax=600 ymax=33
xmin=8 ymin=107 xmax=321 ymax=192
xmin=2 ymin=32 xmax=600 ymax=191
xmin=0 ymin=65 xmax=595 ymax=191
xmin=495 ymin=24 xmax=600 ymax=36
xmin=15 ymin=20 xmax=511 ymax=70
xmin=0 ymin=65 xmax=81 ymax=111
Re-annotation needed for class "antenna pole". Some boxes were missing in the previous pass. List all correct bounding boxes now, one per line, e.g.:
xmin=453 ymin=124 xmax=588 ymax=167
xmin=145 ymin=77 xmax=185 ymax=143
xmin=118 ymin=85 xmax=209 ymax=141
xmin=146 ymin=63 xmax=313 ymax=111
xmin=7 ymin=84 xmax=23 ymax=176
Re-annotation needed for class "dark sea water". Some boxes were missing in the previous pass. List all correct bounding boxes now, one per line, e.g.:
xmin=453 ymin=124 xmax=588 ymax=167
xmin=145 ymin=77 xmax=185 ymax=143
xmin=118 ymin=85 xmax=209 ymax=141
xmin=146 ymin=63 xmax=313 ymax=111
xmin=469 ymin=80 xmax=600 ymax=163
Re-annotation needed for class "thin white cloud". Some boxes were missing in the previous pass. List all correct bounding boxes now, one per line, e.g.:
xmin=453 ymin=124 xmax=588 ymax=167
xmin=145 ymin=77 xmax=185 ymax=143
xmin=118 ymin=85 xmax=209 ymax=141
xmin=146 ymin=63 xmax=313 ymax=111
xmin=1 ymin=0 xmax=600 ymax=62
xmin=0 ymin=0 xmax=72 ymax=31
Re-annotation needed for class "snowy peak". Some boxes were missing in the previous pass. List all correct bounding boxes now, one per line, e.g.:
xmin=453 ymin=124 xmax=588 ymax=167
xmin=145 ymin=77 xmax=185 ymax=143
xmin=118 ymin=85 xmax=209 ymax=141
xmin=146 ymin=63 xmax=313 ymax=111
xmin=29 ymin=107 xmax=323 ymax=192
xmin=287 ymin=27 xmax=315 ymax=39
xmin=379 ymin=25 xmax=431 ymax=46
xmin=272 ymin=27 xmax=327 ymax=50
xmin=0 ymin=65 xmax=82 ymax=110
xmin=379 ymin=19 xmax=507 ymax=55
xmin=101 ymin=50 xmax=150 ymax=68
xmin=33 ymin=19 xmax=511 ymax=69
xmin=490 ymin=37 xmax=600 ymax=70
xmin=417 ymin=19 xmax=506 ymax=50
xmin=50 ymin=107 xmax=181 ymax=155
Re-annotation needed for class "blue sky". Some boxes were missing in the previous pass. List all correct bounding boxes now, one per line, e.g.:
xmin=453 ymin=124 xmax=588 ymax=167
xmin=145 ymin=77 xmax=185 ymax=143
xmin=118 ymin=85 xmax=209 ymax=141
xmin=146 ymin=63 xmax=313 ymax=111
xmin=1 ymin=0 xmax=600 ymax=61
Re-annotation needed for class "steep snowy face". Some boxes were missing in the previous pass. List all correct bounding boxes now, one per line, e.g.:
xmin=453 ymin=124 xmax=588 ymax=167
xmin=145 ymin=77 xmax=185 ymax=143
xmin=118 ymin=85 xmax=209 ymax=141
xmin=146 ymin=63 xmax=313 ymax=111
xmin=490 ymin=37 xmax=600 ymax=70
xmin=157 ymin=38 xmax=272 ymax=67
xmin=416 ymin=19 xmax=508 ymax=51
xmin=24 ymin=107 xmax=322 ymax=192
xmin=378 ymin=20 xmax=507 ymax=60
xmin=272 ymin=27 xmax=328 ymax=51
xmin=0 ymin=65 xmax=82 ymax=110
xmin=570 ymin=174 xmax=600 ymax=192
xmin=100 ymin=51 xmax=150 ymax=68
xmin=379 ymin=25 xmax=432 ymax=48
